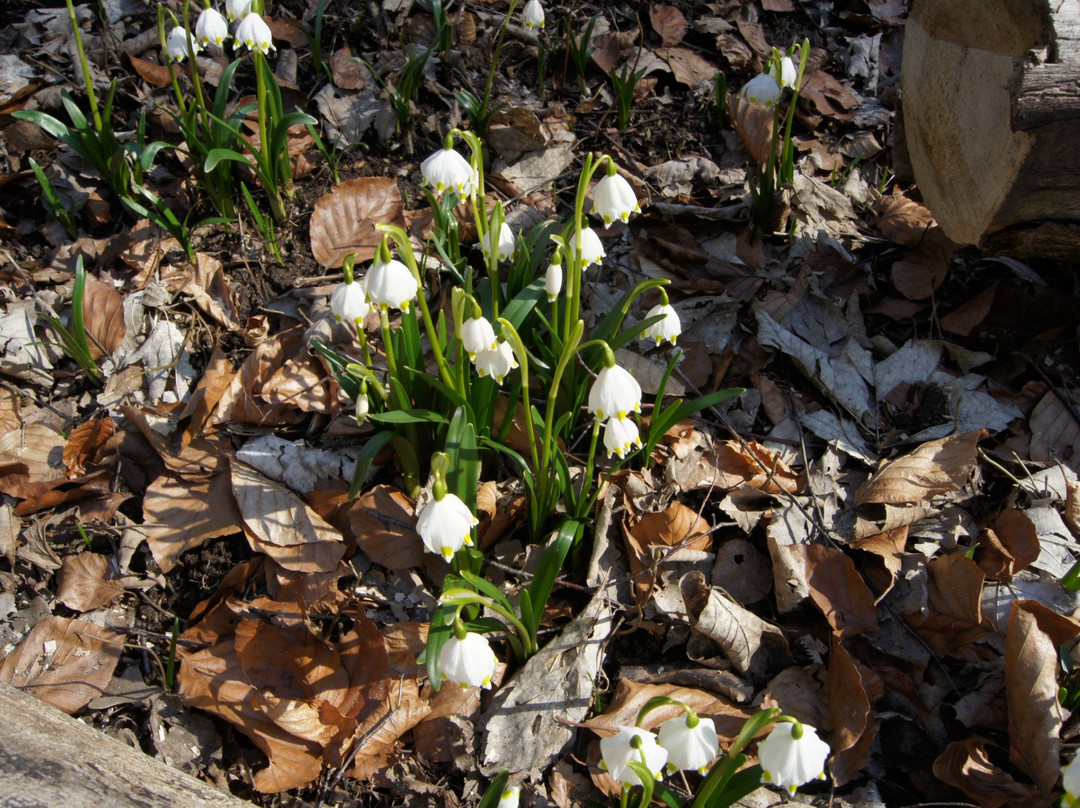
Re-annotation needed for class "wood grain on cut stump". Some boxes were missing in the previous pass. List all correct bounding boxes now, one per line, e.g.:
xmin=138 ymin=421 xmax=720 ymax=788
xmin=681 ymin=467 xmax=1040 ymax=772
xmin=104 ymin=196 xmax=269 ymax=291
xmin=903 ymin=0 xmax=1080 ymax=254
xmin=0 ymin=682 xmax=252 ymax=808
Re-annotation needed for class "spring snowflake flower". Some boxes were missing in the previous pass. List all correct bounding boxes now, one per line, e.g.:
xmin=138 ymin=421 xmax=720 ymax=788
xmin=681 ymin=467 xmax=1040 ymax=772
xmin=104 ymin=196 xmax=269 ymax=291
xmin=416 ymin=492 xmax=477 ymax=560
xmin=364 ymin=257 xmax=418 ymax=312
xmin=657 ymin=714 xmax=719 ymax=774
xmin=226 ymin=0 xmax=253 ymax=21
xmin=522 ymin=0 xmax=544 ymax=30
xmin=195 ymin=7 xmax=230 ymax=48
xmin=354 ymin=391 xmax=369 ymax=424
xmin=439 ymin=631 xmax=497 ymax=690
xmin=421 ymin=146 xmax=477 ymax=197
xmin=771 ymin=55 xmax=797 ymax=89
xmin=330 ymin=279 xmax=370 ymax=324
xmin=588 ymin=364 xmax=642 ymax=422
xmin=758 ymin=722 xmax=830 ymax=795
xmin=482 ymin=221 xmax=515 ymax=262
xmin=496 ymin=785 xmax=521 ymax=808
xmin=545 ymin=262 xmax=562 ymax=301
xmin=600 ymin=726 xmax=668 ymax=786
xmin=642 ymin=303 xmax=681 ymax=346
xmin=474 ymin=340 xmax=518 ymax=384
xmin=592 ymin=173 xmax=639 ymax=226
xmin=739 ymin=72 xmax=781 ymax=107
xmin=603 ymin=417 xmax=641 ymax=459
xmin=235 ymin=12 xmax=274 ymax=54
xmin=460 ymin=315 xmax=497 ymax=358
xmin=577 ymin=226 xmax=606 ymax=269
xmin=165 ymin=27 xmax=200 ymax=62
xmin=1064 ymin=755 xmax=1080 ymax=807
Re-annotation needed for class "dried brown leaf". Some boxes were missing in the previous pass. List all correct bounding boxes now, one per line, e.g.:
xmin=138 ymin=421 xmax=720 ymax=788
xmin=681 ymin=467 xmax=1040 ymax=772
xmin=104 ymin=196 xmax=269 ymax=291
xmin=760 ymin=665 xmax=831 ymax=731
xmin=123 ymin=51 xmax=176 ymax=87
xmin=649 ymin=5 xmax=687 ymax=46
xmin=940 ymin=282 xmax=997 ymax=337
xmin=797 ymin=543 xmax=878 ymax=637
xmin=656 ymin=46 xmax=717 ymax=87
xmin=0 ymin=387 xmax=22 ymax=437
xmin=849 ymin=526 xmax=907 ymax=597
xmin=583 ymin=678 xmax=751 ymax=739
xmin=0 ymin=616 xmax=122 ymax=713
xmin=976 ymin=508 xmax=1040 ymax=581
xmin=890 ymin=226 xmax=956 ymax=300
xmin=855 ymin=430 xmax=983 ymax=506
xmin=1005 ymin=601 xmax=1080 ymax=798
xmin=143 ymin=472 xmax=241 ymax=573
xmin=345 ymin=485 xmax=422 ymax=570
xmin=623 ymin=499 xmax=710 ymax=604
xmin=1029 ymin=390 xmax=1080 ymax=472
xmin=730 ymin=93 xmax=775 ymax=167
xmin=56 ymin=551 xmax=125 ymax=611
xmin=62 ymin=416 xmax=115 ymax=477
xmin=874 ymin=191 xmax=935 ymax=246
xmin=0 ymin=422 xmax=68 ymax=485
xmin=933 ymin=739 xmax=1037 ymax=808
xmin=905 ymin=553 xmax=991 ymax=656
xmin=309 ymin=178 xmax=404 ymax=268
xmin=799 ymin=70 xmax=859 ymax=120
xmin=81 ymin=272 xmax=126 ymax=360
xmin=828 ymin=638 xmax=882 ymax=786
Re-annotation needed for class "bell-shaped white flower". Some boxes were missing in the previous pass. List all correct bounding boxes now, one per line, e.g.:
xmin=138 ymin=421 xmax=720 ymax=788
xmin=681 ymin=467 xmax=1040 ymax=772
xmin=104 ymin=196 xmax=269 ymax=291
xmin=235 ymin=12 xmax=274 ymax=54
xmin=460 ymin=316 xmax=497 ymax=358
xmin=522 ymin=0 xmax=545 ymax=30
xmin=354 ymin=392 xmax=369 ymax=424
xmin=593 ymin=173 xmax=639 ymax=226
xmin=364 ymin=257 xmax=418 ymax=312
xmin=482 ymin=221 xmax=515 ymax=263
xmin=739 ymin=72 xmax=781 ymax=107
xmin=416 ymin=492 xmax=478 ymax=560
xmin=474 ymin=340 xmax=518 ymax=384
xmin=226 ymin=0 xmax=253 ymax=21
xmin=657 ymin=715 xmax=719 ymax=774
xmin=588 ymin=364 xmax=642 ymax=422
xmin=421 ymin=146 xmax=478 ymax=197
xmin=195 ymin=7 xmax=230 ymax=48
xmin=577 ymin=226 xmax=606 ymax=269
xmin=642 ymin=303 xmax=681 ymax=346
xmin=603 ymin=417 xmax=641 ymax=459
xmin=1064 ymin=754 xmax=1080 ymax=807
xmin=165 ymin=27 xmax=200 ymax=62
xmin=599 ymin=726 xmax=667 ymax=786
xmin=439 ymin=631 xmax=497 ymax=690
xmin=758 ymin=722 xmax=830 ymax=794
xmin=330 ymin=279 xmax=370 ymax=324
xmin=545 ymin=262 xmax=562 ymax=301
xmin=496 ymin=785 xmax=521 ymax=808
xmin=770 ymin=55 xmax=797 ymax=89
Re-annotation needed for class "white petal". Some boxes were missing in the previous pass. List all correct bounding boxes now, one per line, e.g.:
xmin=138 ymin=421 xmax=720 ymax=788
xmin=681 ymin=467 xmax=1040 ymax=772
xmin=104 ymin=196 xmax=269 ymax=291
xmin=599 ymin=727 xmax=667 ymax=786
xmin=364 ymin=258 xmax=418 ymax=311
xmin=588 ymin=365 xmax=642 ymax=422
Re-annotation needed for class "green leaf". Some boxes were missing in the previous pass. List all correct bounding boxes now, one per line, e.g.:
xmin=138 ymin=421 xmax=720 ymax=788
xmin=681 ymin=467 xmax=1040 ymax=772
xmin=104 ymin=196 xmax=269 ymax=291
xmin=477 ymin=771 xmax=510 ymax=808
xmin=458 ymin=569 xmax=514 ymax=613
xmin=501 ymin=276 xmax=547 ymax=330
xmin=367 ymin=409 xmax=449 ymax=425
xmin=445 ymin=405 xmax=479 ymax=509
xmin=702 ymin=765 xmax=762 ymax=808
xmin=525 ymin=519 xmax=577 ymax=637
xmin=348 ymin=430 xmax=397 ymax=498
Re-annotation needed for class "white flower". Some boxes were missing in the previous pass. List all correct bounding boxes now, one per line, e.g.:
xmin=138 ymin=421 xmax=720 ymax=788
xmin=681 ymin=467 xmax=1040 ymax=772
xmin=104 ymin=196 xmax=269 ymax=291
xmin=657 ymin=715 xmax=719 ymax=774
xmin=588 ymin=364 xmax=642 ymax=422
xmin=439 ymin=631 xmax=497 ymax=690
xmin=522 ymin=0 xmax=544 ymax=30
xmin=165 ymin=26 xmax=200 ymax=62
xmin=592 ymin=173 xmax=639 ymax=226
xmin=496 ymin=785 xmax=521 ymax=808
xmin=758 ymin=722 xmax=830 ymax=795
xmin=421 ymin=147 xmax=478 ymax=197
xmin=482 ymin=221 xmax=515 ymax=262
xmin=642 ymin=303 xmax=681 ymax=346
xmin=545 ymin=262 xmax=562 ymax=301
xmin=226 ymin=0 xmax=253 ymax=21
xmin=195 ymin=7 xmax=230 ymax=48
xmin=771 ymin=55 xmax=797 ymax=89
xmin=330 ymin=279 xmax=370 ymax=324
xmin=739 ymin=72 xmax=781 ymax=107
xmin=416 ymin=493 xmax=477 ymax=560
xmin=474 ymin=340 xmax=518 ymax=384
xmin=603 ymin=417 xmax=641 ymax=459
xmin=1065 ymin=755 xmax=1080 ymax=807
xmin=354 ymin=392 xmax=369 ymax=424
xmin=460 ymin=316 xmax=497 ymax=358
xmin=235 ymin=12 xmax=274 ymax=54
xmin=577 ymin=226 xmax=606 ymax=269
xmin=599 ymin=726 xmax=667 ymax=786
xmin=364 ymin=257 xmax=418 ymax=311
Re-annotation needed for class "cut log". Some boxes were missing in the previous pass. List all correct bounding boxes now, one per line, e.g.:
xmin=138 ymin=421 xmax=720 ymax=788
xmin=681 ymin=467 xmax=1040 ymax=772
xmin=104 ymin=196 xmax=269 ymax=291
xmin=0 ymin=682 xmax=253 ymax=808
xmin=902 ymin=0 xmax=1080 ymax=255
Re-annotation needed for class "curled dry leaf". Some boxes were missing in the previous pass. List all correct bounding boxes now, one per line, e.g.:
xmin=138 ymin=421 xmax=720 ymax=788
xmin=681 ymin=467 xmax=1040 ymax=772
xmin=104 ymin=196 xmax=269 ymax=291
xmin=142 ymin=472 xmax=241 ymax=573
xmin=890 ymin=226 xmax=956 ymax=301
xmin=0 ymin=616 xmax=122 ymax=714
xmin=828 ymin=637 xmax=883 ymax=787
xmin=56 ymin=551 xmax=125 ymax=611
xmin=622 ymin=499 xmax=711 ymax=605
xmin=932 ymin=739 xmax=1037 ymax=808
xmin=62 ymin=416 xmax=115 ymax=477
xmin=855 ymin=430 xmax=984 ymax=506
xmin=81 ymin=271 xmax=126 ymax=360
xmin=874 ymin=191 xmax=936 ymax=246
xmin=849 ymin=525 xmax=907 ymax=597
xmin=730 ymin=93 xmax=774 ymax=165
xmin=345 ymin=485 xmax=422 ymax=570
xmin=904 ymin=553 xmax=990 ymax=656
xmin=974 ymin=508 xmax=1039 ymax=581
xmin=796 ymin=542 xmax=879 ymax=638
xmin=309 ymin=177 xmax=404 ymax=268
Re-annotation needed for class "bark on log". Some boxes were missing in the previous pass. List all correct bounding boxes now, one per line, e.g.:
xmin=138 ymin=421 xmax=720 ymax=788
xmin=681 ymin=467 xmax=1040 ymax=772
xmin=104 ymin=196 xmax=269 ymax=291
xmin=0 ymin=682 xmax=252 ymax=808
xmin=902 ymin=0 xmax=1080 ymax=256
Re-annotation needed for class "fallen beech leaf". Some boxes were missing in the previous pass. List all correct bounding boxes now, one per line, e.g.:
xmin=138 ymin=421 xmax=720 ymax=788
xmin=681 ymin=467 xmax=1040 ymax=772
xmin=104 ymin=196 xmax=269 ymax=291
xmin=81 ymin=272 xmax=126 ymax=360
xmin=730 ymin=94 xmax=774 ymax=165
xmin=799 ymin=70 xmax=859 ymax=120
xmin=796 ymin=543 xmax=878 ymax=637
xmin=975 ymin=508 xmax=1040 ymax=581
xmin=0 ymin=422 xmax=67 ymax=485
xmin=309 ymin=178 xmax=404 ymax=268
xmin=231 ymin=459 xmax=345 ymax=574
xmin=760 ymin=665 xmax=831 ymax=731
xmin=874 ymin=191 xmax=935 ymax=246
xmin=933 ymin=739 xmax=1037 ymax=808
xmin=0 ymin=616 xmax=122 ymax=713
xmin=1029 ymin=390 xmax=1080 ymax=471
xmin=56 ymin=552 xmax=125 ymax=611
xmin=0 ymin=387 xmax=20 ymax=437
xmin=710 ymin=439 xmax=802 ymax=494
xmin=62 ymin=416 xmax=115 ymax=476
xmin=828 ymin=638 xmax=882 ymax=786
xmin=1005 ymin=601 xmax=1080 ymax=798
xmin=657 ymin=46 xmax=717 ymax=87
xmin=123 ymin=51 xmax=176 ymax=87
xmin=649 ymin=4 xmax=687 ymax=46
xmin=0 ymin=502 xmax=17 ymax=564
xmin=623 ymin=499 xmax=711 ymax=604
xmin=849 ymin=526 xmax=907 ymax=597
xmin=855 ymin=430 xmax=984 ymax=506
xmin=905 ymin=553 xmax=990 ymax=656
xmin=142 ymin=472 xmax=242 ymax=573
xmin=345 ymin=485 xmax=422 ymax=570
xmin=890 ymin=226 xmax=956 ymax=300
xmin=940 ymin=283 xmax=997 ymax=337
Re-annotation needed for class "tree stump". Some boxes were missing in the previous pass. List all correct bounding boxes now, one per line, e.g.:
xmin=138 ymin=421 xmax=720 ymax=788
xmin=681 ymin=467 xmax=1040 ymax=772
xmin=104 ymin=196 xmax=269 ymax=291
xmin=902 ymin=0 xmax=1080 ymax=256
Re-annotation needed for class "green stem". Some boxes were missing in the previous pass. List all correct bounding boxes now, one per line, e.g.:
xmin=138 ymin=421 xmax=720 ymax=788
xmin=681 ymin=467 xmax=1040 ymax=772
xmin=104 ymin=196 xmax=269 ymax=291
xmin=66 ymin=0 xmax=102 ymax=132
xmin=444 ymin=592 xmax=536 ymax=657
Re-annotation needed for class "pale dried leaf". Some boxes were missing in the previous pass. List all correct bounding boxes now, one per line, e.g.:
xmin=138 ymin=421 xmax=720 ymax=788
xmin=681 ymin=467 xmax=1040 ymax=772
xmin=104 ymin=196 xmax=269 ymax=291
xmin=143 ymin=472 xmax=241 ymax=573
xmin=345 ymin=485 xmax=423 ymax=570
xmin=933 ymin=739 xmax=1037 ymax=808
xmin=82 ymin=272 xmax=126 ymax=360
xmin=62 ymin=416 xmax=114 ymax=477
xmin=649 ymin=5 xmax=687 ymax=46
xmin=0 ymin=502 xmax=17 ymax=564
xmin=309 ymin=178 xmax=404 ymax=268
xmin=855 ymin=430 xmax=983 ymax=506
xmin=1029 ymin=390 xmax=1080 ymax=473
xmin=56 ymin=552 xmax=125 ymax=611
xmin=874 ymin=191 xmax=935 ymax=246
xmin=0 ymin=422 xmax=67 ymax=483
